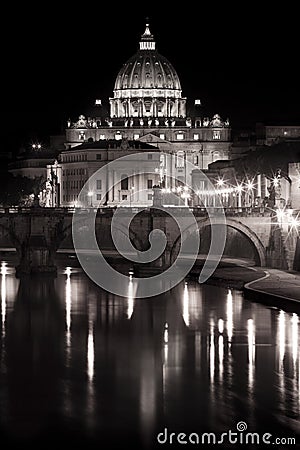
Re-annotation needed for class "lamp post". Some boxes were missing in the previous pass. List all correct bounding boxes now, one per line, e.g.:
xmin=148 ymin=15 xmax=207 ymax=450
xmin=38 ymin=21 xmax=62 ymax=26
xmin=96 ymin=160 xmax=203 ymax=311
xmin=88 ymin=191 xmax=93 ymax=207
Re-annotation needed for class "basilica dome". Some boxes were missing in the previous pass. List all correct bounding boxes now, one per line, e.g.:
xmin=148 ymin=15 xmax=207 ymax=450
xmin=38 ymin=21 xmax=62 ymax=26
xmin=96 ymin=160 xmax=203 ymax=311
xmin=114 ymin=40 xmax=181 ymax=91
xmin=110 ymin=24 xmax=186 ymax=119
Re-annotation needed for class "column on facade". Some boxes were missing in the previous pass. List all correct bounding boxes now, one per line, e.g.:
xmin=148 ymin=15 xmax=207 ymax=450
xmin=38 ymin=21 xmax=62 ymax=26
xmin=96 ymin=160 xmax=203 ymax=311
xmin=169 ymin=153 xmax=173 ymax=190
xmin=108 ymin=170 xmax=114 ymax=203
xmin=153 ymin=99 xmax=157 ymax=117
xmin=174 ymin=98 xmax=179 ymax=117
xmin=151 ymin=98 xmax=155 ymax=118
xmin=136 ymin=172 xmax=140 ymax=203
xmin=127 ymin=99 xmax=132 ymax=117
xmin=238 ymin=189 xmax=242 ymax=208
xmin=138 ymin=99 xmax=143 ymax=117
xmin=263 ymin=175 xmax=269 ymax=198
xmin=257 ymin=174 xmax=262 ymax=200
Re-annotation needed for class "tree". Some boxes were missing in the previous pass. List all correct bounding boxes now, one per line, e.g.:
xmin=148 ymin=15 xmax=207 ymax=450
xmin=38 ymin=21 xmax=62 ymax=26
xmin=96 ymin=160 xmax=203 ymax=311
xmin=0 ymin=173 xmax=44 ymax=207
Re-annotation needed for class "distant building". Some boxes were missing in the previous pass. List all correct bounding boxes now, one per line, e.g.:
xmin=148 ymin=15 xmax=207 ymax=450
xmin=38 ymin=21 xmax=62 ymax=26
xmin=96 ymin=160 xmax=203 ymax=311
xmin=57 ymin=139 xmax=160 ymax=207
xmin=289 ymin=163 xmax=300 ymax=209
xmin=256 ymin=123 xmax=300 ymax=146
xmin=8 ymin=146 xmax=56 ymax=179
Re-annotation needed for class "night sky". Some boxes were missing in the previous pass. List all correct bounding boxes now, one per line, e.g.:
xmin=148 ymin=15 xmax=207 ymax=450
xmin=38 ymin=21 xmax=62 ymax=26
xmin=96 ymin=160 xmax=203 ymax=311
xmin=3 ymin=5 xmax=299 ymax=153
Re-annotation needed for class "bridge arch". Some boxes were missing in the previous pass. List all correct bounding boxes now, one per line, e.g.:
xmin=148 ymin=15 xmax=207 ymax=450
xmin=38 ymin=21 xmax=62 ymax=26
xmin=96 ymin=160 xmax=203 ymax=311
xmin=170 ymin=217 xmax=266 ymax=267
xmin=59 ymin=219 xmax=144 ymax=255
xmin=0 ymin=222 xmax=21 ymax=250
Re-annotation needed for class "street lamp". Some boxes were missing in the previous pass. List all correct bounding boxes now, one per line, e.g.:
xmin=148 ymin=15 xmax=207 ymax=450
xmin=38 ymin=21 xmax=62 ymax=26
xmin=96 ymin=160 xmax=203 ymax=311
xmin=88 ymin=191 xmax=93 ymax=207
xmin=32 ymin=143 xmax=42 ymax=150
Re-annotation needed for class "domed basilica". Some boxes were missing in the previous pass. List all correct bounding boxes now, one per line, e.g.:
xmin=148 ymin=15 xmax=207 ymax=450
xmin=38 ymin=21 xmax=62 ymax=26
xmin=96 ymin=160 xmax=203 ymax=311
xmin=53 ymin=23 xmax=232 ymax=207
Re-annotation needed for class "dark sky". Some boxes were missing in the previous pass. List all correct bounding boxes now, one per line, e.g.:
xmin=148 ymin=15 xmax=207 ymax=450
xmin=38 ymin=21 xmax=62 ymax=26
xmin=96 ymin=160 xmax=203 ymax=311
xmin=3 ymin=5 xmax=299 ymax=153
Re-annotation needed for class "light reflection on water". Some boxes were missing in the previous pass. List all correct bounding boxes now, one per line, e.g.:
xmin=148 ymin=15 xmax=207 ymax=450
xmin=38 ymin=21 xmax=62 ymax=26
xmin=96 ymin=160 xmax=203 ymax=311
xmin=0 ymin=258 xmax=300 ymax=446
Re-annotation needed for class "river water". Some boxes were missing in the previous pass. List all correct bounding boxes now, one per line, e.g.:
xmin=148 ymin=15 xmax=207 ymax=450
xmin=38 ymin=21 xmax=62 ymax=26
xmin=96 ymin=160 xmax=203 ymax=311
xmin=0 ymin=256 xmax=299 ymax=448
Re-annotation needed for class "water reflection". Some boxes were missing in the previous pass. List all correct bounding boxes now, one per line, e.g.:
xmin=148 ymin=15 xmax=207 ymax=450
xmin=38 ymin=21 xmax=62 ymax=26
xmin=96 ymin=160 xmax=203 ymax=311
xmin=0 ymin=261 xmax=299 ymax=445
xmin=1 ymin=261 xmax=7 ymax=334
xmin=247 ymin=318 xmax=255 ymax=394
xmin=210 ymin=318 xmax=215 ymax=383
xmin=127 ymin=278 xmax=135 ymax=319
xmin=226 ymin=289 xmax=233 ymax=344
xmin=182 ymin=282 xmax=189 ymax=326
xmin=65 ymin=267 xmax=71 ymax=350
xmin=292 ymin=314 xmax=298 ymax=365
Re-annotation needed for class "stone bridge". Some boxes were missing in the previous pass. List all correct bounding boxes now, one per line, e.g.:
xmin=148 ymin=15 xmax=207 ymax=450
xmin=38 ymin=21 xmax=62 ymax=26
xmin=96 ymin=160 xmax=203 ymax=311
xmin=0 ymin=206 xmax=299 ymax=276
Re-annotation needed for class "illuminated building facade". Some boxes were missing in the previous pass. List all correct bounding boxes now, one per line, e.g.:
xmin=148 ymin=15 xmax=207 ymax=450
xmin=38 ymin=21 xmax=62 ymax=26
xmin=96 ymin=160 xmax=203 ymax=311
xmin=59 ymin=23 xmax=231 ymax=206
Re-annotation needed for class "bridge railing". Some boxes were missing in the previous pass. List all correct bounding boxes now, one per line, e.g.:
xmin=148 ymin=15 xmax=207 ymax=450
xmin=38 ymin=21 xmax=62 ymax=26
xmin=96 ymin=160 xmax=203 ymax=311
xmin=0 ymin=206 xmax=298 ymax=218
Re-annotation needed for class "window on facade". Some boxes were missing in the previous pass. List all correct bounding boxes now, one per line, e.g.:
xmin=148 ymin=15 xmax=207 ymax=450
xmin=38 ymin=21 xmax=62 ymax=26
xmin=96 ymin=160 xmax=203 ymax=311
xmin=96 ymin=194 xmax=101 ymax=201
xmin=148 ymin=194 xmax=153 ymax=200
xmin=96 ymin=179 xmax=102 ymax=190
xmin=176 ymin=133 xmax=184 ymax=140
xmin=147 ymin=154 xmax=153 ymax=160
xmin=145 ymin=100 xmax=151 ymax=112
xmin=96 ymin=154 xmax=102 ymax=160
xmin=100 ymin=134 xmax=106 ymax=140
xmin=213 ymin=130 xmax=221 ymax=140
xmin=115 ymin=133 xmax=122 ymax=140
xmin=213 ymin=151 xmax=220 ymax=162
xmin=159 ymin=134 xmax=165 ymax=140
xmin=121 ymin=175 xmax=128 ymax=190
xmin=122 ymin=194 xmax=128 ymax=201
xmin=147 ymin=179 xmax=153 ymax=189
xmin=193 ymin=134 xmax=199 ymax=140
xmin=194 ymin=155 xmax=199 ymax=165
xmin=134 ymin=134 xmax=140 ymax=140
xmin=79 ymin=131 xmax=85 ymax=140
xmin=176 ymin=151 xmax=185 ymax=168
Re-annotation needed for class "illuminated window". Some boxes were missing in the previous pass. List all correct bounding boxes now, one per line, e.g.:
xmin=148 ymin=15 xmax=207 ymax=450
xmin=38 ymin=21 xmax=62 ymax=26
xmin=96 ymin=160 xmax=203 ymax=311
xmin=195 ymin=99 xmax=201 ymax=105
xmin=96 ymin=180 xmax=102 ymax=190
xmin=176 ymin=133 xmax=184 ymax=140
xmin=134 ymin=134 xmax=140 ymax=140
xmin=193 ymin=134 xmax=199 ymax=140
xmin=213 ymin=130 xmax=221 ymax=140
xmin=99 ymin=134 xmax=106 ymax=140
xmin=95 ymin=99 xmax=102 ymax=105
xmin=115 ymin=133 xmax=122 ymax=140
xmin=79 ymin=131 xmax=85 ymax=140
xmin=176 ymin=151 xmax=185 ymax=168
xmin=147 ymin=179 xmax=153 ymax=189
xmin=159 ymin=134 xmax=165 ymax=140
